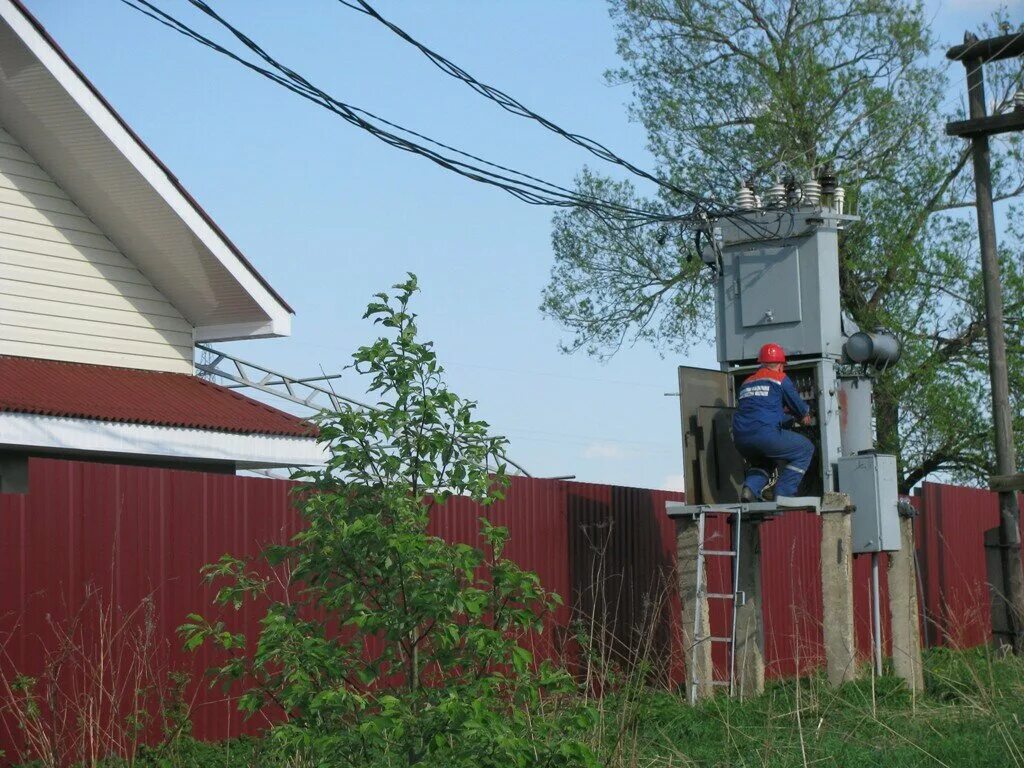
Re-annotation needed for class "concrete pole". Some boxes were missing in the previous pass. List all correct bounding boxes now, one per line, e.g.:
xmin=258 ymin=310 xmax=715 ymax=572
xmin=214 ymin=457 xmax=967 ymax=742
xmin=734 ymin=521 xmax=765 ymax=698
xmin=888 ymin=515 xmax=924 ymax=692
xmin=964 ymin=56 xmax=1024 ymax=653
xmin=820 ymin=511 xmax=857 ymax=685
xmin=676 ymin=517 xmax=713 ymax=701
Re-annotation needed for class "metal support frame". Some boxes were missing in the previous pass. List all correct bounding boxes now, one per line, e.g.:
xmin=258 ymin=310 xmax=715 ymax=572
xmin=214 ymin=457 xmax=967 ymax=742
xmin=196 ymin=344 xmax=535 ymax=478
xmin=196 ymin=343 xmax=372 ymax=412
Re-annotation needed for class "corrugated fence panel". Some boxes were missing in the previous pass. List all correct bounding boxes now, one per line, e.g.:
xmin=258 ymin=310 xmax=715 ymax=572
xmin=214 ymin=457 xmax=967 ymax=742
xmin=427 ymin=476 xmax=571 ymax=662
xmin=915 ymin=483 xmax=1002 ymax=649
xmin=760 ymin=512 xmax=825 ymax=678
xmin=853 ymin=551 xmax=892 ymax=660
xmin=1 ymin=458 xmax=1020 ymax=760
xmin=563 ymin=482 xmax=686 ymax=687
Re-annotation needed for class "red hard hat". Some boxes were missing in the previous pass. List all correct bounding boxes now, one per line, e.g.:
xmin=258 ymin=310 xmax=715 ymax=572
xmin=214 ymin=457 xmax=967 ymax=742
xmin=758 ymin=343 xmax=786 ymax=364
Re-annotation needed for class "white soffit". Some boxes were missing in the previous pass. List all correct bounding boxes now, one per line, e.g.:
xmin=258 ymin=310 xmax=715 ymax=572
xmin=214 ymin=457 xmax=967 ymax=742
xmin=0 ymin=0 xmax=293 ymax=341
xmin=0 ymin=411 xmax=325 ymax=469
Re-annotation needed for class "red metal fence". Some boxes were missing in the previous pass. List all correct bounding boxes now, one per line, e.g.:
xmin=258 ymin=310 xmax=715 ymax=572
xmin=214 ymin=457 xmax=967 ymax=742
xmin=0 ymin=458 xmax=1013 ymax=758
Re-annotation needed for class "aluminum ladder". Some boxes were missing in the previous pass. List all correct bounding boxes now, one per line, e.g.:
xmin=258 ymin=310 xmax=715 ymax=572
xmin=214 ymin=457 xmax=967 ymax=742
xmin=689 ymin=506 xmax=745 ymax=703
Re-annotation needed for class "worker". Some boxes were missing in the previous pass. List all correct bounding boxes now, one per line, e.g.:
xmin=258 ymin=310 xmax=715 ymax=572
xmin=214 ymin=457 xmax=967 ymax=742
xmin=733 ymin=343 xmax=814 ymax=501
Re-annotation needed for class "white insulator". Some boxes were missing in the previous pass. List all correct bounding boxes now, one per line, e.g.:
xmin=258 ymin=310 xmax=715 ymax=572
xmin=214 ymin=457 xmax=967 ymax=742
xmin=1014 ymin=89 xmax=1024 ymax=112
xmin=767 ymin=181 xmax=786 ymax=206
xmin=802 ymin=179 xmax=821 ymax=207
xmin=834 ymin=186 xmax=846 ymax=215
xmin=786 ymin=184 xmax=802 ymax=207
xmin=753 ymin=194 xmax=762 ymax=209
xmin=735 ymin=183 xmax=756 ymax=210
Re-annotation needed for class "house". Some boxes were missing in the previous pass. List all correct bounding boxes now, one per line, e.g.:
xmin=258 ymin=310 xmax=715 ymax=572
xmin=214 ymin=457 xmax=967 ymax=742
xmin=0 ymin=0 xmax=322 ymax=490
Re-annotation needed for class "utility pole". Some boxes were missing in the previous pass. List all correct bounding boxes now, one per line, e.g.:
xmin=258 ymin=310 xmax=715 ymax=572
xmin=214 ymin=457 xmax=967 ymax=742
xmin=946 ymin=31 xmax=1024 ymax=653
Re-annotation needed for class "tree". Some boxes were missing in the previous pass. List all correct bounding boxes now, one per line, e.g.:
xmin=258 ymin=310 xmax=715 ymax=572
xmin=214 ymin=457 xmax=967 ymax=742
xmin=182 ymin=276 xmax=597 ymax=767
xmin=541 ymin=0 xmax=1024 ymax=491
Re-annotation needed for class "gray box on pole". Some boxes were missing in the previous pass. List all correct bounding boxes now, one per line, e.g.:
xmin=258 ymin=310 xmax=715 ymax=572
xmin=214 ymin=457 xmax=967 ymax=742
xmin=838 ymin=454 xmax=901 ymax=552
xmin=716 ymin=211 xmax=849 ymax=364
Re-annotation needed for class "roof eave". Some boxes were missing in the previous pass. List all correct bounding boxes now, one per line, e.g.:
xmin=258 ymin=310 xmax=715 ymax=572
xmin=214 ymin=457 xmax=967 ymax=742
xmin=0 ymin=0 xmax=295 ymax=333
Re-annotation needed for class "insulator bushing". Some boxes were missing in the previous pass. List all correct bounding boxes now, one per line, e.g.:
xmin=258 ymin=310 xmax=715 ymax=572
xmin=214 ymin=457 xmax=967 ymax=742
xmin=735 ymin=184 xmax=756 ymax=210
xmin=802 ymin=179 xmax=822 ymax=207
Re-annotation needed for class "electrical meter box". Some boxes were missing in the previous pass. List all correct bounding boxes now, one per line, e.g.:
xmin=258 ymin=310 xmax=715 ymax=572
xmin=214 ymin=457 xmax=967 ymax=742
xmin=838 ymin=454 xmax=901 ymax=553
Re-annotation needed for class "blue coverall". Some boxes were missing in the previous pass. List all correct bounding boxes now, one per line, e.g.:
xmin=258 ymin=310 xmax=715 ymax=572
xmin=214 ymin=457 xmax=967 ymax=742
xmin=732 ymin=367 xmax=814 ymax=499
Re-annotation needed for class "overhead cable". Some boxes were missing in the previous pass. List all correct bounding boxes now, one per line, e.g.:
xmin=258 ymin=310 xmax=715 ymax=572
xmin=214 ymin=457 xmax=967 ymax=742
xmin=336 ymin=0 xmax=710 ymax=209
xmin=119 ymin=0 xmax=691 ymax=224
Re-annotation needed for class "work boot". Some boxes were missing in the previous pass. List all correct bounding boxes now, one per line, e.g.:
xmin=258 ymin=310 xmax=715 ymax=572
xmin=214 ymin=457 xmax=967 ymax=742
xmin=740 ymin=485 xmax=760 ymax=503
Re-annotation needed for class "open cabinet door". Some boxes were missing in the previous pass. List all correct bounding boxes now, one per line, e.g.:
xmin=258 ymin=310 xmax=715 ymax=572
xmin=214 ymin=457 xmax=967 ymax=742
xmin=677 ymin=366 xmax=746 ymax=504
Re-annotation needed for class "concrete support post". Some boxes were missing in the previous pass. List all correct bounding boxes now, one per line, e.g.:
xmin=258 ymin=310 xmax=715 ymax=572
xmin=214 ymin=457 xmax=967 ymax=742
xmin=888 ymin=516 xmax=924 ymax=692
xmin=734 ymin=520 xmax=765 ymax=698
xmin=675 ymin=517 xmax=712 ymax=701
xmin=820 ymin=511 xmax=857 ymax=685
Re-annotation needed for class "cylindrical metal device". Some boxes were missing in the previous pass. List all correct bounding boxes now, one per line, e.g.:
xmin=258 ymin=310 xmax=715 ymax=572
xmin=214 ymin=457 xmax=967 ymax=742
xmin=844 ymin=331 xmax=901 ymax=369
xmin=839 ymin=376 xmax=874 ymax=456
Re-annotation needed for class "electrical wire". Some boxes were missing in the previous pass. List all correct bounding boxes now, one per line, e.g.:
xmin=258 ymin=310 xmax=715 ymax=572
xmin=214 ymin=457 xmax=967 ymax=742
xmin=333 ymin=0 xmax=791 ymax=240
xmin=119 ymin=0 xmax=701 ymax=226
xmin=118 ymin=0 xmax=789 ymax=241
xmin=336 ymin=0 xmax=709 ymax=210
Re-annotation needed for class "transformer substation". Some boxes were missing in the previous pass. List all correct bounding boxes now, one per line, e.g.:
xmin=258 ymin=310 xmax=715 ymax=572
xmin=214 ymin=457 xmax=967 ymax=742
xmin=666 ymin=171 xmax=923 ymax=700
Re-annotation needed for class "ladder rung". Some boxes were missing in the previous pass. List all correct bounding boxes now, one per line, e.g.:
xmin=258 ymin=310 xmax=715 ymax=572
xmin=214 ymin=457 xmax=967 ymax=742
xmin=709 ymin=680 xmax=732 ymax=687
xmin=699 ymin=549 xmax=736 ymax=556
xmin=703 ymin=592 xmax=738 ymax=599
xmin=708 ymin=636 xmax=733 ymax=643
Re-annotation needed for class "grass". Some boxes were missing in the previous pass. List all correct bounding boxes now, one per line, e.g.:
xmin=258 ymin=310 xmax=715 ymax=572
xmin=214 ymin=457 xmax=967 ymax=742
xmin=19 ymin=646 xmax=1024 ymax=767
xmin=608 ymin=647 xmax=1024 ymax=768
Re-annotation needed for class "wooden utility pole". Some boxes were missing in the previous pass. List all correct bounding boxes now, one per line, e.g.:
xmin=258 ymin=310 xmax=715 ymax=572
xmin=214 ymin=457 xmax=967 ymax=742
xmin=946 ymin=31 xmax=1024 ymax=652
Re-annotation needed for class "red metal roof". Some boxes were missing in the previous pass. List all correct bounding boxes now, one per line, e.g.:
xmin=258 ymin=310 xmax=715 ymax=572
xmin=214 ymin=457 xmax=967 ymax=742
xmin=0 ymin=356 xmax=316 ymax=438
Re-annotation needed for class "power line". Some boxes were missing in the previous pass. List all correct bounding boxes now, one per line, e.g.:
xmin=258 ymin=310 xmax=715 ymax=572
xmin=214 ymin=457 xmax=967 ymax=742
xmin=336 ymin=0 xmax=710 ymax=210
xmin=334 ymin=0 xmax=792 ymax=240
xmin=119 ymin=0 xmax=692 ymax=225
xmin=118 ymin=0 xmax=786 ymax=242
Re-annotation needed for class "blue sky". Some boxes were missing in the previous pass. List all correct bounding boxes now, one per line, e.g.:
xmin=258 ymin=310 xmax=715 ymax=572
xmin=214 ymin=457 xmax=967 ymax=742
xmin=25 ymin=0 xmax=1020 ymax=489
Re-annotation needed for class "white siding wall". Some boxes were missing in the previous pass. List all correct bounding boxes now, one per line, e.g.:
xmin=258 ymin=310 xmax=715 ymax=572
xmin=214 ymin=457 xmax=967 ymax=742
xmin=0 ymin=126 xmax=193 ymax=373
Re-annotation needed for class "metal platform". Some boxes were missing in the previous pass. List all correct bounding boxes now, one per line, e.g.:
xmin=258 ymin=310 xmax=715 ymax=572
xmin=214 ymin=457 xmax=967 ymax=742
xmin=666 ymin=496 xmax=824 ymax=521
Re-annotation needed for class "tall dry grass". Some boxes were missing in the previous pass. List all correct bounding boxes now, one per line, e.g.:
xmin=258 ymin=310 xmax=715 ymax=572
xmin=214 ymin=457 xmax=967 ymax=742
xmin=0 ymin=585 xmax=196 ymax=767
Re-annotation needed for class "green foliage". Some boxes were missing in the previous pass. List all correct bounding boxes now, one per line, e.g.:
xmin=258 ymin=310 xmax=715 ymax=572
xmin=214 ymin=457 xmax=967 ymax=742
xmin=28 ymin=648 xmax=1024 ymax=767
xmin=180 ymin=276 xmax=597 ymax=767
xmin=601 ymin=652 xmax=1024 ymax=767
xmin=921 ymin=645 xmax=1024 ymax=702
xmin=542 ymin=0 xmax=1024 ymax=489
